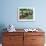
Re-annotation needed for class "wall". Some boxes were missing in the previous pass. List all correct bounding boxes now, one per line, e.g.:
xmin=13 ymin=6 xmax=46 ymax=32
xmin=0 ymin=0 xmax=46 ymax=31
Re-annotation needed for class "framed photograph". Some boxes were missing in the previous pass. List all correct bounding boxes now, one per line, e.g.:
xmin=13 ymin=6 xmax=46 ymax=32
xmin=17 ymin=7 xmax=35 ymax=21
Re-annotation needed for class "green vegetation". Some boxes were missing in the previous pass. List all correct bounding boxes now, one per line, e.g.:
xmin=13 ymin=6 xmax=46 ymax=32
xmin=19 ymin=8 xmax=33 ymax=19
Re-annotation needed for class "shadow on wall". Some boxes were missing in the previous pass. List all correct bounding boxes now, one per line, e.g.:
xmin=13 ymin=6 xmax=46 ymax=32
xmin=0 ymin=24 xmax=7 ymax=43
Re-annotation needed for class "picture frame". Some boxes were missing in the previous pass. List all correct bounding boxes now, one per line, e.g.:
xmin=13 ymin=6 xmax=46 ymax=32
xmin=17 ymin=7 xmax=35 ymax=21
